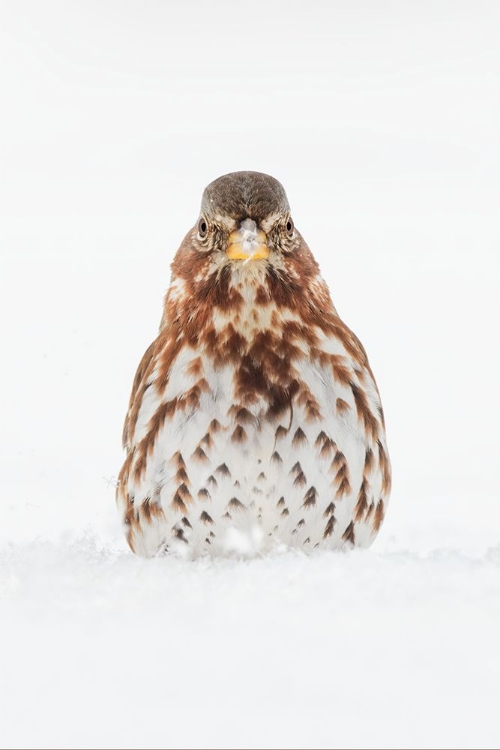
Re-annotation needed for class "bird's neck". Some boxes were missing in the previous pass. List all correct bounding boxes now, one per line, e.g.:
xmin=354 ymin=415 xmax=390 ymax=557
xmin=160 ymin=264 xmax=338 ymax=361
xmin=165 ymin=267 xmax=284 ymax=339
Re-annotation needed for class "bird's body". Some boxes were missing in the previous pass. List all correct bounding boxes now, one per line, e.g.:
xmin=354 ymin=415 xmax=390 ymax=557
xmin=117 ymin=172 xmax=391 ymax=557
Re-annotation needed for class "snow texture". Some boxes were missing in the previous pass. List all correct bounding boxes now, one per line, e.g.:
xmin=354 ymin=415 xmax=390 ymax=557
xmin=1 ymin=1 xmax=500 ymax=748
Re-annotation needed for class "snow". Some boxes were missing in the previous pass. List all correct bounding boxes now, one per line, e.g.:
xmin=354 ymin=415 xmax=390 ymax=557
xmin=1 ymin=1 xmax=500 ymax=748
xmin=3 ymin=533 xmax=500 ymax=748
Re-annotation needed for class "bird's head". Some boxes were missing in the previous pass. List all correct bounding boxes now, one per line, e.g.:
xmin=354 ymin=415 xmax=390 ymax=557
xmin=197 ymin=171 xmax=297 ymax=263
xmin=171 ymin=171 xmax=310 ymax=280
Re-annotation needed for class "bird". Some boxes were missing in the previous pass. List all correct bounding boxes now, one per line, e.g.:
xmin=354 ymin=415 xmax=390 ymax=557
xmin=117 ymin=171 xmax=391 ymax=557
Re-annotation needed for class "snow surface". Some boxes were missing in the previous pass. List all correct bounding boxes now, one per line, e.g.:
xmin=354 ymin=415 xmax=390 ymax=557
xmin=2 ymin=534 xmax=500 ymax=749
xmin=1 ymin=1 xmax=500 ymax=748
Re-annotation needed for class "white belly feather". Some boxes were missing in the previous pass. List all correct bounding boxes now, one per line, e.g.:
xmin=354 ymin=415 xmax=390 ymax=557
xmin=122 ymin=347 xmax=388 ymax=558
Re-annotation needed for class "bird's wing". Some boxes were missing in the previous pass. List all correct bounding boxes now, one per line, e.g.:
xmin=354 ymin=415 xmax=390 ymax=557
xmin=122 ymin=339 xmax=157 ymax=450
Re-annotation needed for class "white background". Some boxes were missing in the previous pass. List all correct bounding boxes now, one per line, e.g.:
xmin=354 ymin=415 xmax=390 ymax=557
xmin=1 ymin=1 xmax=499 ymax=748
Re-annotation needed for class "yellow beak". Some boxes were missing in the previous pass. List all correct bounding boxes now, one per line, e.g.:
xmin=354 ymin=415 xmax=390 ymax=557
xmin=226 ymin=218 xmax=270 ymax=260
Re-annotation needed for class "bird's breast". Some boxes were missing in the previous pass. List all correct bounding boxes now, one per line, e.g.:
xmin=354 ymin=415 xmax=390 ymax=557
xmin=121 ymin=327 xmax=389 ymax=557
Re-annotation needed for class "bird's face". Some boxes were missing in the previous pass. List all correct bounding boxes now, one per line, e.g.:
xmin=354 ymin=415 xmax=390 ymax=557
xmin=192 ymin=171 xmax=300 ymax=271
xmin=194 ymin=213 xmax=298 ymax=270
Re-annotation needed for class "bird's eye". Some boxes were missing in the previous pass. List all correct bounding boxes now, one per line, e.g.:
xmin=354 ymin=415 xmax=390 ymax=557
xmin=198 ymin=218 xmax=208 ymax=238
xmin=286 ymin=217 xmax=294 ymax=237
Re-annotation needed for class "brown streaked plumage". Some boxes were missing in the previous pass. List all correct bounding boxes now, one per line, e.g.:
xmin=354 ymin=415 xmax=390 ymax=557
xmin=117 ymin=171 xmax=391 ymax=557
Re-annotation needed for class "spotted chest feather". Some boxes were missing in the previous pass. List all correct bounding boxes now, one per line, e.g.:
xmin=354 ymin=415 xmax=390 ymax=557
xmin=117 ymin=288 xmax=390 ymax=557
